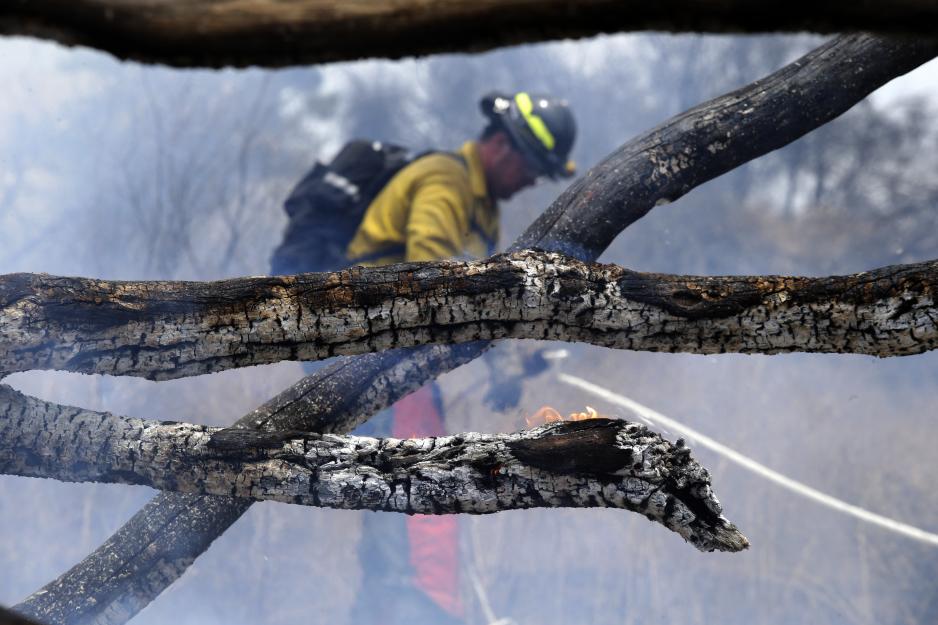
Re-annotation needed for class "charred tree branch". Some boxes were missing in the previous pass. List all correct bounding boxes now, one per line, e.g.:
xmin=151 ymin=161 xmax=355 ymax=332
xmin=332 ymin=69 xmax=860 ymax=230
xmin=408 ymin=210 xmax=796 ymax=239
xmin=14 ymin=345 xmax=486 ymax=625
xmin=0 ymin=385 xmax=746 ymax=553
xmin=514 ymin=34 xmax=938 ymax=258
xmin=16 ymin=34 xmax=936 ymax=625
xmin=1 ymin=1 xmax=937 ymax=68
xmin=2 ymin=251 xmax=937 ymax=380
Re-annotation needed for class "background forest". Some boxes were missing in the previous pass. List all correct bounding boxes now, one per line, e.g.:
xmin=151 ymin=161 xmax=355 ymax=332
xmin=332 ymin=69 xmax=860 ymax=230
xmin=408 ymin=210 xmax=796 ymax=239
xmin=1 ymin=32 xmax=937 ymax=625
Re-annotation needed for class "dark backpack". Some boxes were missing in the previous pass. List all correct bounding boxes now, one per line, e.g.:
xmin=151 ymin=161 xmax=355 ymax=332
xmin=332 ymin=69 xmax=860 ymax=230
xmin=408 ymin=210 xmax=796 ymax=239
xmin=270 ymin=140 xmax=413 ymax=276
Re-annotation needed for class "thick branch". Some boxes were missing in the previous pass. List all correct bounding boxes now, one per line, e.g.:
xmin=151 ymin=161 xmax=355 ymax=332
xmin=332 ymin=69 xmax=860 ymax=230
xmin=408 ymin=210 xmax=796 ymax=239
xmin=14 ymin=345 xmax=485 ymax=625
xmin=2 ymin=1 xmax=937 ymax=68
xmin=17 ymin=34 xmax=935 ymax=625
xmin=515 ymin=34 xmax=938 ymax=259
xmin=3 ymin=251 xmax=936 ymax=379
xmin=0 ymin=385 xmax=746 ymax=552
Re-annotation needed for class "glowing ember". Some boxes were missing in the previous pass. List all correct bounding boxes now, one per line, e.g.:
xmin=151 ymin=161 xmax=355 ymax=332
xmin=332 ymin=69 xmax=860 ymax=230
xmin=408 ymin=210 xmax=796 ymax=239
xmin=525 ymin=405 xmax=606 ymax=428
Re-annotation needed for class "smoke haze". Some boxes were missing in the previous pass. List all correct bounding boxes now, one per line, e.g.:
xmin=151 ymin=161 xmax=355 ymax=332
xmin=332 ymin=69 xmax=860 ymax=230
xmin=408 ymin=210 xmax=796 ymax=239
xmin=1 ymin=32 xmax=937 ymax=625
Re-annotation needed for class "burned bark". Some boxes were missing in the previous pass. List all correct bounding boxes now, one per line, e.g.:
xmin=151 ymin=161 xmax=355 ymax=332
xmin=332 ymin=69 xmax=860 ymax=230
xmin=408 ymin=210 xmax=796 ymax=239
xmin=16 ymin=34 xmax=937 ymax=625
xmin=3 ymin=251 xmax=937 ymax=380
xmin=514 ymin=34 xmax=938 ymax=259
xmin=14 ymin=344 xmax=488 ymax=625
xmin=1 ymin=0 xmax=937 ymax=68
xmin=0 ymin=385 xmax=747 ymax=553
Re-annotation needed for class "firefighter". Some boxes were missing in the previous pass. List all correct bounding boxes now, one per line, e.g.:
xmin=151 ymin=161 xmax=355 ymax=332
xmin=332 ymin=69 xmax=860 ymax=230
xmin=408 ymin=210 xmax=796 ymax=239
xmin=346 ymin=92 xmax=576 ymax=266
xmin=349 ymin=91 xmax=576 ymax=625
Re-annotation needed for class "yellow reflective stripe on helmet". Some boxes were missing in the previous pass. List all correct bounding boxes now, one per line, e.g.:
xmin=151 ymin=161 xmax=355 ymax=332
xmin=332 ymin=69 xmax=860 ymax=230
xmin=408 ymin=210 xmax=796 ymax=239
xmin=515 ymin=92 xmax=555 ymax=151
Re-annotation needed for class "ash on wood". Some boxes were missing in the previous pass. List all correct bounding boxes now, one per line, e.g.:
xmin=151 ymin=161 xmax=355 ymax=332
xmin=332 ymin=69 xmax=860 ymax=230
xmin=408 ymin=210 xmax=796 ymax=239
xmin=0 ymin=386 xmax=747 ymax=553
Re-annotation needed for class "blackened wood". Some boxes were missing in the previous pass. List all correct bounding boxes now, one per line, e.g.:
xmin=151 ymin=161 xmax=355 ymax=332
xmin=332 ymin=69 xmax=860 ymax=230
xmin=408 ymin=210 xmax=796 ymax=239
xmin=1 ymin=1 xmax=937 ymax=68
xmin=513 ymin=34 xmax=938 ymax=260
xmin=3 ymin=251 xmax=937 ymax=382
xmin=0 ymin=386 xmax=747 ymax=553
xmin=13 ymin=343 xmax=484 ymax=625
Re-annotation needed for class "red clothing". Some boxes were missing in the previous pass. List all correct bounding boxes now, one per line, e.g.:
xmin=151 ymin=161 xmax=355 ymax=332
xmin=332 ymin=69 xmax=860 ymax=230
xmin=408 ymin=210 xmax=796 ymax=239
xmin=393 ymin=386 xmax=464 ymax=619
xmin=392 ymin=386 xmax=448 ymax=438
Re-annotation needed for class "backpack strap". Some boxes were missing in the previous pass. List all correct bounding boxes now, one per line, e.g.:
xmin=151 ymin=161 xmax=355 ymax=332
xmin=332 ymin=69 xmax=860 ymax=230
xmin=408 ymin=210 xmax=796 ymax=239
xmin=413 ymin=150 xmax=467 ymax=170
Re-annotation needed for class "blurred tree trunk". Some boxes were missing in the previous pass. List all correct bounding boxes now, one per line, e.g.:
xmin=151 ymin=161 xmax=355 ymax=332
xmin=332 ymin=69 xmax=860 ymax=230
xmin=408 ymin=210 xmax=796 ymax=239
xmin=3 ymin=250 xmax=937 ymax=380
xmin=2 ymin=0 xmax=937 ymax=67
xmin=13 ymin=33 xmax=938 ymax=625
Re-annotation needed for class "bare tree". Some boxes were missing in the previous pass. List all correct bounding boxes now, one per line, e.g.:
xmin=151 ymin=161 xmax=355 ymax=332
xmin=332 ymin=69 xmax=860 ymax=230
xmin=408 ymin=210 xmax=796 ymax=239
xmin=82 ymin=72 xmax=290 ymax=281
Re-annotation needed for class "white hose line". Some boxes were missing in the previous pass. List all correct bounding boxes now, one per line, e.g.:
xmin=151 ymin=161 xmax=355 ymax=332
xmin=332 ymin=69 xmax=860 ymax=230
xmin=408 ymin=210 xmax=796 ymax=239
xmin=468 ymin=565 xmax=517 ymax=625
xmin=558 ymin=373 xmax=938 ymax=547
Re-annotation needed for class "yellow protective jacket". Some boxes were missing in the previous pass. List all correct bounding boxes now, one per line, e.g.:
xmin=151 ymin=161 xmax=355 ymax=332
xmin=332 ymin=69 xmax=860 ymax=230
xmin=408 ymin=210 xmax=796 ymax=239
xmin=346 ymin=141 xmax=499 ymax=266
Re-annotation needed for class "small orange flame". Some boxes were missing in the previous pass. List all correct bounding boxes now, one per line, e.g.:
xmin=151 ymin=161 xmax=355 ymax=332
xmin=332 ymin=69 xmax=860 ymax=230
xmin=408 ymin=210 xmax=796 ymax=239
xmin=525 ymin=405 xmax=605 ymax=428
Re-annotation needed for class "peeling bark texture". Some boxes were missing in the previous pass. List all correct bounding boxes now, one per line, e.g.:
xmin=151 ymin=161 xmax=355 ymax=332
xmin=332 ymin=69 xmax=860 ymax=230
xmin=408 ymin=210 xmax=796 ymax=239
xmin=15 ymin=34 xmax=933 ymax=625
xmin=1 ymin=1 xmax=937 ymax=68
xmin=3 ymin=251 xmax=937 ymax=381
xmin=0 ymin=385 xmax=747 ymax=553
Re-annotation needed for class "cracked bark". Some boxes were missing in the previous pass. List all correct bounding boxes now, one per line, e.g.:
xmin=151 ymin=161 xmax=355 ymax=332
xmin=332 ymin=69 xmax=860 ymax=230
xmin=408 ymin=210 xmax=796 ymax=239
xmin=13 ymin=344 xmax=486 ymax=625
xmin=15 ymin=34 xmax=938 ymax=625
xmin=3 ymin=250 xmax=937 ymax=381
xmin=0 ymin=385 xmax=747 ymax=553
xmin=1 ymin=0 xmax=937 ymax=68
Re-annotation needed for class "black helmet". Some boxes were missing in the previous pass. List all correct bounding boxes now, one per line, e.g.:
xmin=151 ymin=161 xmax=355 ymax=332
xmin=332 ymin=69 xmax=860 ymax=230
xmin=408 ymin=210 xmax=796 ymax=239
xmin=480 ymin=91 xmax=576 ymax=179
